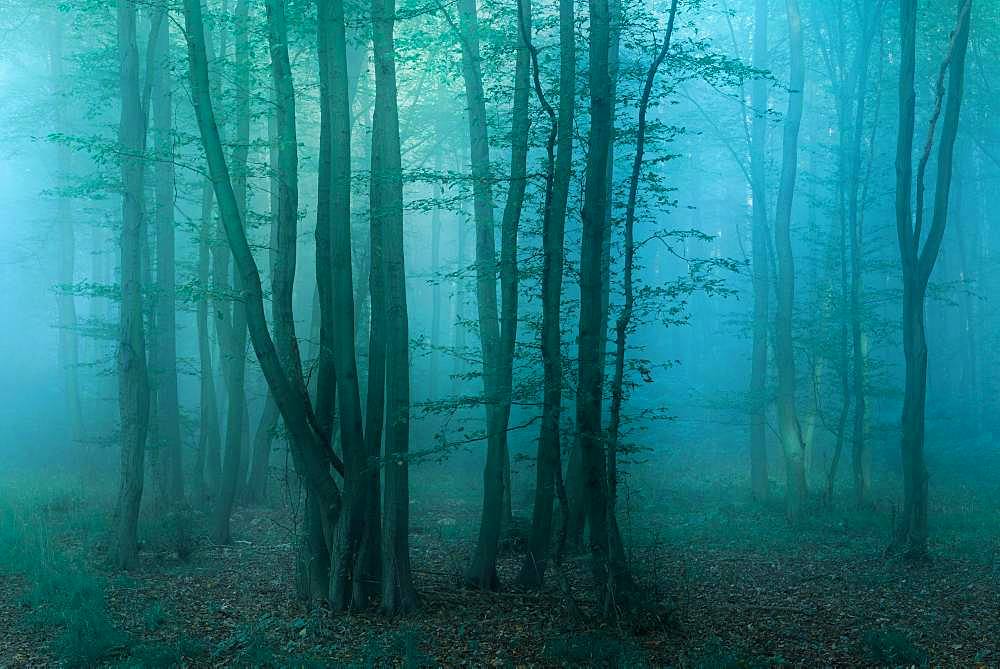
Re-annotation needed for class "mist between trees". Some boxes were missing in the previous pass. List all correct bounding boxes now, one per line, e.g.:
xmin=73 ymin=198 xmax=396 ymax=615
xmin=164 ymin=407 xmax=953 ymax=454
xmin=0 ymin=0 xmax=997 ymax=665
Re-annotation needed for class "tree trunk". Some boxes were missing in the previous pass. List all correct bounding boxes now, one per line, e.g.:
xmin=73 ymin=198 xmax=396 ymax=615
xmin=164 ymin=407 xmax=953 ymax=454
xmin=183 ymin=0 xmax=346 ymax=603
xmin=212 ymin=0 xmax=251 ymax=545
xmin=891 ymin=0 xmax=971 ymax=561
xmin=245 ymin=105 xmax=282 ymax=506
xmin=372 ymin=0 xmax=418 ymax=613
xmin=567 ymin=0 xmax=622 ymax=549
xmin=847 ymin=2 xmax=882 ymax=509
xmin=197 ymin=177 xmax=222 ymax=502
xmin=429 ymin=157 xmax=443 ymax=401
xmin=456 ymin=0 xmax=506 ymax=591
xmin=151 ymin=7 xmax=184 ymax=504
xmin=518 ymin=0 xmax=574 ymax=588
xmin=578 ymin=0 xmax=634 ymax=615
xmin=315 ymin=0 xmax=375 ymax=610
xmin=115 ymin=0 xmax=151 ymax=570
xmin=50 ymin=18 xmax=85 ymax=463
xmin=748 ymin=0 xmax=770 ymax=503
xmin=773 ymin=0 xmax=806 ymax=524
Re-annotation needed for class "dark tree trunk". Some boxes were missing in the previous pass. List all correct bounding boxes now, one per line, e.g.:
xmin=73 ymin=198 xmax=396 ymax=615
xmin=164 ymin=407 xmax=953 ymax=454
xmin=518 ymin=0 xmax=574 ymax=588
xmin=316 ymin=0 xmax=374 ymax=611
xmin=578 ymin=0 xmax=634 ymax=615
xmin=115 ymin=0 xmax=151 ymax=570
xmin=151 ymin=7 xmax=184 ymax=504
xmin=372 ymin=0 xmax=418 ymax=613
xmin=456 ymin=0 xmax=506 ymax=591
xmin=891 ymin=0 xmax=971 ymax=561
xmin=212 ymin=0 xmax=251 ymax=545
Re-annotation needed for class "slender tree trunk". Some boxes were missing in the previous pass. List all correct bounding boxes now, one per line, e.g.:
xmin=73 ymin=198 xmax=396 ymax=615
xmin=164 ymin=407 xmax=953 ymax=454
xmin=428 ymin=177 xmax=443 ymax=401
xmin=197 ymin=177 xmax=222 ymax=502
xmin=183 ymin=0 xmax=346 ymax=600
xmin=212 ymin=0 xmax=251 ymax=545
xmin=371 ymin=0 xmax=418 ymax=613
xmin=579 ymin=0 xmax=634 ymax=615
xmin=51 ymin=18 xmax=85 ymax=461
xmin=847 ymin=3 xmax=882 ymax=509
xmin=115 ymin=0 xmax=151 ymax=570
xmin=246 ymin=106 xmax=281 ymax=505
xmin=197 ymin=9 xmax=224 ymax=500
xmin=518 ymin=0 xmax=574 ymax=588
xmin=748 ymin=0 xmax=770 ymax=502
xmin=567 ymin=0 xmax=622 ymax=548
xmin=607 ymin=0 xmax=678 ymax=588
xmin=151 ymin=7 xmax=184 ymax=504
xmin=773 ymin=0 xmax=806 ymax=524
xmin=456 ymin=0 xmax=507 ymax=590
xmin=315 ymin=0 xmax=374 ymax=610
xmin=892 ymin=0 xmax=971 ymax=561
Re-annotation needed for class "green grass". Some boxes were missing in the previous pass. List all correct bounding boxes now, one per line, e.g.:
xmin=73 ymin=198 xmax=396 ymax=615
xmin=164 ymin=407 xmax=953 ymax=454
xmin=0 ymin=474 xmax=125 ymax=666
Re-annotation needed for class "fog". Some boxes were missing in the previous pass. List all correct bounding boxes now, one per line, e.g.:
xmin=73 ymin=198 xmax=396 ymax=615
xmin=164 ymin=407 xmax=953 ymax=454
xmin=0 ymin=0 xmax=998 ymax=665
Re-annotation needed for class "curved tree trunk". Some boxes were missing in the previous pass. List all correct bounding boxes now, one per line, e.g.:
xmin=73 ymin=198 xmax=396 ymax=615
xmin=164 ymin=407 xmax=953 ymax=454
xmin=182 ymin=0 xmax=345 ymax=599
xmin=518 ymin=0 xmax=574 ymax=588
xmin=891 ymin=0 xmax=971 ymax=561
xmin=773 ymin=0 xmax=806 ymax=524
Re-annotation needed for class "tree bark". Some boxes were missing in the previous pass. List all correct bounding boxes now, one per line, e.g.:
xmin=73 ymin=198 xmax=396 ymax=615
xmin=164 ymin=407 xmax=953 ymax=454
xmin=891 ymin=0 xmax=971 ymax=561
xmin=578 ymin=0 xmax=634 ymax=615
xmin=518 ymin=0 xmax=573 ymax=588
xmin=151 ymin=6 xmax=184 ymax=504
xmin=182 ymin=0 xmax=345 ymax=593
xmin=773 ymin=0 xmax=806 ymax=524
xmin=455 ymin=0 xmax=509 ymax=591
xmin=115 ymin=0 xmax=151 ymax=570
xmin=315 ymin=0 xmax=375 ymax=610
xmin=371 ymin=0 xmax=418 ymax=613
xmin=212 ymin=0 xmax=251 ymax=545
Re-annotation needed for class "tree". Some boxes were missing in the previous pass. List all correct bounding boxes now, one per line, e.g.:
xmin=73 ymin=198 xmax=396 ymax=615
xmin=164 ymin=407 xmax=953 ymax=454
xmin=212 ymin=0 xmax=251 ymax=545
xmin=50 ymin=15 xmax=85 ymax=462
xmin=194 ymin=9 xmax=224 ymax=504
xmin=606 ymin=0 xmax=679 ymax=582
xmin=773 ymin=0 xmax=806 ymax=523
xmin=315 ymin=0 xmax=375 ymax=610
xmin=454 ymin=0 xmax=524 ymax=591
xmin=518 ymin=0 xmax=574 ymax=588
xmin=151 ymin=3 xmax=183 ymax=504
xmin=372 ymin=0 xmax=418 ymax=613
xmin=577 ymin=0 xmax=634 ymax=615
xmin=891 ymin=0 xmax=972 ymax=561
xmin=114 ymin=0 xmax=150 ymax=570
xmin=182 ymin=0 xmax=347 ymax=605
xmin=747 ymin=0 xmax=769 ymax=503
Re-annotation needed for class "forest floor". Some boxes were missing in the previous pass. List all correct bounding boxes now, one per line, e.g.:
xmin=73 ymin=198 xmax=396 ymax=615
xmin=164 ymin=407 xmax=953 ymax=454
xmin=2 ymin=441 xmax=1000 ymax=667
